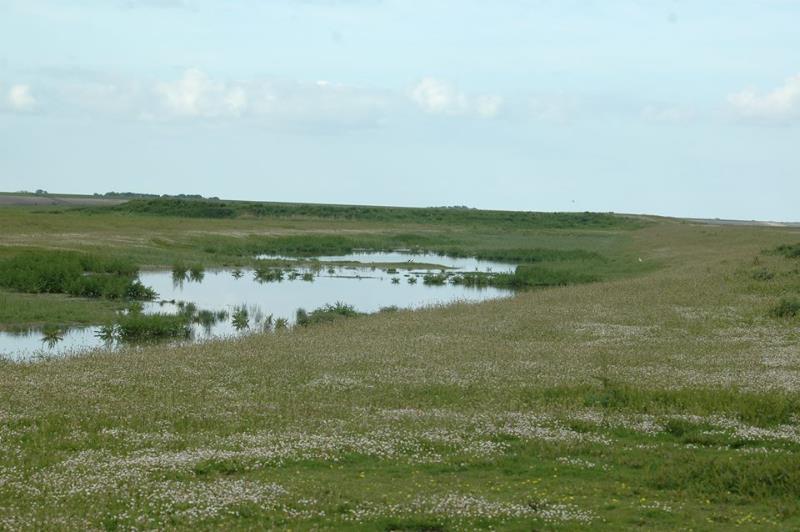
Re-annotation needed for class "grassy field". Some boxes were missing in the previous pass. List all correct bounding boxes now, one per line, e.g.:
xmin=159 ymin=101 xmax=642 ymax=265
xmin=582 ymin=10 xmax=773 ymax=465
xmin=0 ymin=200 xmax=799 ymax=529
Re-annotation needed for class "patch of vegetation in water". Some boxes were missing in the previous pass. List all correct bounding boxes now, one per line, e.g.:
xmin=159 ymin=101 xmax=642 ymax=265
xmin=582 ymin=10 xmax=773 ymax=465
xmin=0 ymin=250 xmax=155 ymax=301
xmin=422 ymin=273 xmax=448 ymax=286
xmin=296 ymin=302 xmax=363 ymax=327
xmin=113 ymin=313 xmax=192 ymax=341
xmin=254 ymin=264 xmax=285 ymax=283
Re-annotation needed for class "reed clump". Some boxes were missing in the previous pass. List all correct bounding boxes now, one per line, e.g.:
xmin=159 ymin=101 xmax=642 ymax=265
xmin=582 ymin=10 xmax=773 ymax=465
xmin=114 ymin=313 xmax=192 ymax=341
xmin=296 ymin=302 xmax=362 ymax=326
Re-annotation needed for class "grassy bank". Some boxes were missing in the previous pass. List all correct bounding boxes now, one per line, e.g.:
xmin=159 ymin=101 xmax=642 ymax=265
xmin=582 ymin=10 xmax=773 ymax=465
xmin=0 ymin=201 xmax=799 ymax=529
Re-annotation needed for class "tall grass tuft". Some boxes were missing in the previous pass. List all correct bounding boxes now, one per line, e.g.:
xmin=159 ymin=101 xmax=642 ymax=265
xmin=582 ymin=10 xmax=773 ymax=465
xmin=114 ymin=313 xmax=191 ymax=341
xmin=254 ymin=264 xmax=284 ymax=283
xmin=231 ymin=307 xmax=250 ymax=330
xmin=296 ymin=302 xmax=362 ymax=326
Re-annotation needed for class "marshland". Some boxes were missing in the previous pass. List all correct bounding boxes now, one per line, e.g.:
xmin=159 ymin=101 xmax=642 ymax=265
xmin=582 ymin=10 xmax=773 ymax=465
xmin=3 ymin=2 xmax=800 ymax=529
xmin=0 ymin=196 xmax=798 ymax=529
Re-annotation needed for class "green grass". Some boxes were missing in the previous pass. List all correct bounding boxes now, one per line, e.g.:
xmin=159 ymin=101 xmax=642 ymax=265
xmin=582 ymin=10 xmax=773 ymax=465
xmin=0 ymin=290 xmax=125 ymax=330
xmin=0 ymin=199 xmax=799 ymax=529
xmin=0 ymin=250 xmax=152 ymax=300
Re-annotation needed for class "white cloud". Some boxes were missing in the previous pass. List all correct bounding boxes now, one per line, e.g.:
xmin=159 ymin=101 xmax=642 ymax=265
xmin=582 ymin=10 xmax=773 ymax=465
xmin=249 ymin=79 xmax=387 ymax=126
xmin=527 ymin=96 xmax=578 ymax=123
xmin=410 ymin=78 xmax=502 ymax=118
xmin=121 ymin=0 xmax=189 ymax=8
xmin=411 ymin=78 xmax=468 ymax=114
xmin=150 ymin=69 xmax=387 ymax=127
xmin=475 ymin=95 xmax=504 ymax=118
xmin=7 ymin=84 xmax=36 ymax=111
xmin=641 ymin=104 xmax=694 ymax=124
xmin=728 ymin=74 xmax=800 ymax=123
xmin=155 ymin=68 xmax=248 ymax=118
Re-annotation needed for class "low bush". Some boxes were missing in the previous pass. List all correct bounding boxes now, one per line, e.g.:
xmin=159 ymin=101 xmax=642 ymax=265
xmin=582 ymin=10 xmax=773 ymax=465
xmin=775 ymin=243 xmax=800 ymax=259
xmin=770 ymin=298 xmax=800 ymax=318
xmin=752 ymin=268 xmax=775 ymax=281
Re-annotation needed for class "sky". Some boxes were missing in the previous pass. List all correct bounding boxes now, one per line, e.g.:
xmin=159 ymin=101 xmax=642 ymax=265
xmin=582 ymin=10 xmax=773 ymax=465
xmin=0 ymin=0 xmax=798 ymax=221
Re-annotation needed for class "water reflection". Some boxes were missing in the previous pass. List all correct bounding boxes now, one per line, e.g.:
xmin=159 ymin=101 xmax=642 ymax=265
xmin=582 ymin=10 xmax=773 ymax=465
xmin=41 ymin=328 xmax=64 ymax=349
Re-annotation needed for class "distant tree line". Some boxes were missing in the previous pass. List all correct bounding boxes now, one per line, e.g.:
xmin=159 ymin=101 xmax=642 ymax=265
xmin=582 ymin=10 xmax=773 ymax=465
xmin=93 ymin=192 xmax=220 ymax=201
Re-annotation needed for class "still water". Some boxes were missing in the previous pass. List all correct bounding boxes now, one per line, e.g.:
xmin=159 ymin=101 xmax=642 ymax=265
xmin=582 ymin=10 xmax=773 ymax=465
xmin=0 ymin=253 xmax=515 ymax=361
xmin=257 ymin=251 xmax=516 ymax=273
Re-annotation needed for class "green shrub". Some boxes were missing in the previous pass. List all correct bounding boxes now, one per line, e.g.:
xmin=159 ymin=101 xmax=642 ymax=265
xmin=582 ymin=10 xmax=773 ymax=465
xmin=295 ymin=308 xmax=309 ymax=326
xmin=770 ymin=298 xmax=800 ymax=318
xmin=751 ymin=268 xmax=774 ymax=281
xmin=775 ymin=243 xmax=800 ymax=259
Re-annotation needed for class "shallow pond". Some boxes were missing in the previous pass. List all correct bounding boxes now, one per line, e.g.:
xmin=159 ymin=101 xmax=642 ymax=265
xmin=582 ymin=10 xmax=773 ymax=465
xmin=0 ymin=258 xmax=514 ymax=361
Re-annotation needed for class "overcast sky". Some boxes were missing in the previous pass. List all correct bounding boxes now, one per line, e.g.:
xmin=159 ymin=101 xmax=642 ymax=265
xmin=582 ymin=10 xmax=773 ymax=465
xmin=1 ymin=0 xmax=798 ymax=220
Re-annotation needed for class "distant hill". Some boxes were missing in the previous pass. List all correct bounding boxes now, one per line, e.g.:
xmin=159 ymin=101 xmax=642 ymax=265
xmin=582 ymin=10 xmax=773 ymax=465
xmin=95 ymin=196 xmax=643 ymax=229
